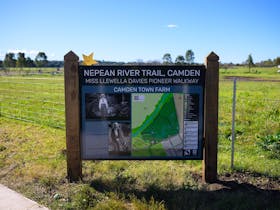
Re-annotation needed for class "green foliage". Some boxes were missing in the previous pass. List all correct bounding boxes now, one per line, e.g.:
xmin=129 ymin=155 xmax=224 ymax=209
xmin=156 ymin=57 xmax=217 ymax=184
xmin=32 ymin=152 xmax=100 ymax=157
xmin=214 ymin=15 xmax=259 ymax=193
xmin=257 ymin=133 xmax=280 ymax=158
xmin=16 ymin=52 xmax=26 ymax=68
xmin=175 ymin=55 xmax=185 ymax=64
xmin=246 ymin=54 xmax=254 ymax=72
xmin=26 ymin=57 xmax=35 ymax=67
xmin=162 ymin=53 xmax=172 ymax=64
xmin=131 ymin=196 xmax=165 ymax=210
xmin=93 ymin=199 xmax=127 ymax=210
xmin=2 ymin=52 xmax=50 ymax=69
xmin=92 ymin=193 xmax=127 ymax=210
xmin=259 ymin=58 xmax=274 ymax=67
xmin=39 ymin=176 xmax=59 ymax=193
xmin=35 ymin=52 xmax=48 ymax=67
xmin=274 ymin=57 xmax=280 ymax=65
xmin=185 ymin=49 xmax=195 ymax=64
xmin=3 ymin=53 xmax=16 ymax=67
xmin=72 ymin=185 xmax=100 ymax=210
xmin=0 ymin=145 xmax=7 ymax=152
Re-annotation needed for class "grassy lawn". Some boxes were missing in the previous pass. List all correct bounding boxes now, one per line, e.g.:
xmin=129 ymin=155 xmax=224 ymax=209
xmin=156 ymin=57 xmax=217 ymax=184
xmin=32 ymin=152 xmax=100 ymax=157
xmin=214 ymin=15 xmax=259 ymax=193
xmin=0 ymin=75 xmax=65 ymax=128
xmin=218 ymin=79 xmax=280 ymax=176
xmin=220 ymin=66 xmax=280 ymax=79
xmin=0 ymin=67 xmax=279 ymax=209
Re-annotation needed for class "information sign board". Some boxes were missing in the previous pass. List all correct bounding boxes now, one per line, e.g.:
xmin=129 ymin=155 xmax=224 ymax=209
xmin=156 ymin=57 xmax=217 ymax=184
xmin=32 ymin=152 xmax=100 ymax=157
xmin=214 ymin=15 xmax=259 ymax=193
xmin=79 ymin=65 xmax=205 ymax=159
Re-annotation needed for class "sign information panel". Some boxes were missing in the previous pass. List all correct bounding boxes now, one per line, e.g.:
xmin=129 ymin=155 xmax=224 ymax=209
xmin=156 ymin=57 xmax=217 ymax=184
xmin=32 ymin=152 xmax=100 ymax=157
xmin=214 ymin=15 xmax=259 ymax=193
xmin=79 ymin=65 xmax=205 ymax=160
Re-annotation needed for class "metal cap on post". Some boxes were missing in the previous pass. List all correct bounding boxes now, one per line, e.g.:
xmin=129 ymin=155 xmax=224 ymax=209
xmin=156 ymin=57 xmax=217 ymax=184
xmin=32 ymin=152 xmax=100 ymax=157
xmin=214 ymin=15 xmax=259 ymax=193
xmin=203 ymin=52 xmax=219 ymax=183
xmin=64 ymin=51 xmax=82 ymax=182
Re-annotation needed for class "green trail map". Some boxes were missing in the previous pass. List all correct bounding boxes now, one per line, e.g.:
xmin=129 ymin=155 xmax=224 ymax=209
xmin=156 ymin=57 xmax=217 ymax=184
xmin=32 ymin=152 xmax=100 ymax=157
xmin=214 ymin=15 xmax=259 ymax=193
xmin=132 ymin=93 xmax=183 ymax=157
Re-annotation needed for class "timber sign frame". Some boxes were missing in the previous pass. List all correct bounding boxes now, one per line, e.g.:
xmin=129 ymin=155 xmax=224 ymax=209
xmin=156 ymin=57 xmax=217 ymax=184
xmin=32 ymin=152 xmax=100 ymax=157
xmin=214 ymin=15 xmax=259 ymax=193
xmin=64 ymin=51 xmax=219 ymax=183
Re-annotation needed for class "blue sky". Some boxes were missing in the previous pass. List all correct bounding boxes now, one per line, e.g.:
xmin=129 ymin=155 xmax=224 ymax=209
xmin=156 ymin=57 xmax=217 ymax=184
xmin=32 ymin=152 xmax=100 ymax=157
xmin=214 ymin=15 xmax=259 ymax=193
xmin=0 ymin=0 xmax=279 ymax=63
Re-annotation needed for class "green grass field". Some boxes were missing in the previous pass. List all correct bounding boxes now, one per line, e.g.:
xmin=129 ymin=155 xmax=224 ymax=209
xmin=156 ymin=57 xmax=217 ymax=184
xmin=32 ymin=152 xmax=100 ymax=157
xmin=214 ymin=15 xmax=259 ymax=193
xmin=0 ymin=75 xmax=65 ymax=128
xmin=220 ymin=66 xmax=280 ymax=79
xmin=218 ymin=80 xmax=280 ymax=176
xmin=0 ymin=66 xmax=279 ymax=209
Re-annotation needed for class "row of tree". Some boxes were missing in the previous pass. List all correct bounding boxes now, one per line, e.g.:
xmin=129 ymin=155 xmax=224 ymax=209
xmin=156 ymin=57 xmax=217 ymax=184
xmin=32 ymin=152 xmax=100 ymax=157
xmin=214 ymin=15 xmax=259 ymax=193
xmin=162 ymin=50 xmax=195 ymax=64
xmin=1 ymin=52 xmax=48 ymax=68
xmin=255 ymin=57 xmax=280 ymax=67
xmin=1 ymin=51 xmax=279 ymax=68
xmin=246 ymin=54 xmax=280 ymax=71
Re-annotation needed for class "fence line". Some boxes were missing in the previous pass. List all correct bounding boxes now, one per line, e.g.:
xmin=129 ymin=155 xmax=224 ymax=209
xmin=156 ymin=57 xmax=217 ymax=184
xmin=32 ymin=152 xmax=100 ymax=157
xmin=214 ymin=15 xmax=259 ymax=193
xmin=238 ymin=97 xmax=280 ymax=102
xmin=1 ymin=76 xmax=279 ymax=134
xmin=0 ymin=75 xmax=65 ymax=129
xmin=1 ymin=103 xmax=64 ymax=113
xmin=219 ymin=79 xmax=280 ymax=169
xmin=1 ymin=95 xmax=64 ymax=105
xmin=231 ymin=78 xmax=237 ymax=169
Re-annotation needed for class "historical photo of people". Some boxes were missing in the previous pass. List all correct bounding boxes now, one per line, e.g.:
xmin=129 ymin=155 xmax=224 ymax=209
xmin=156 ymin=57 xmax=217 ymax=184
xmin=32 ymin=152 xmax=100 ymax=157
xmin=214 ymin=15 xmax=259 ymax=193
xmin=108 ymin=122 xmax=131 ymax=155
xmin=85 ymin=93 xmax=131 ymax=120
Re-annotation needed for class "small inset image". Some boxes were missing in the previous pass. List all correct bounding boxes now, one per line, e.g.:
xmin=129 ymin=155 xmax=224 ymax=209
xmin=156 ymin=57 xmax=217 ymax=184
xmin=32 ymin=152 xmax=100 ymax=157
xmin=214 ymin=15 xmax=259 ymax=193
xmin=184 ymin=149 xmax=191 ymax=156
xmin=86 ymin=93 xmax=131 ymax=120
xmin=108 ymin=122 xmax=131 ymax=155
xmin=192 ymin=149 xmax=197 ymax=156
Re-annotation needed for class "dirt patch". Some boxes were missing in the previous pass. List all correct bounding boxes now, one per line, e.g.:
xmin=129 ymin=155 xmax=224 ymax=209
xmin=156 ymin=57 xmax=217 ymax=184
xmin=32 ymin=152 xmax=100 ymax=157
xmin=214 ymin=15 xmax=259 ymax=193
xmin=205 ymin=172 xmax=280 ymax=191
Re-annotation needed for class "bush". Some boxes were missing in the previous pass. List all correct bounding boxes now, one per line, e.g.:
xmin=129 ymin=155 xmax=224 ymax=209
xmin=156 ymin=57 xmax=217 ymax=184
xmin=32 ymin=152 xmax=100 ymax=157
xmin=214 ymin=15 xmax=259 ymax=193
xmin=131 ymin=196 xmax=166 ymax=210
xmin=72 ymin=185 xmax=100 ymax=210
xmin=257 ymin=133 xmax=280 ymax=158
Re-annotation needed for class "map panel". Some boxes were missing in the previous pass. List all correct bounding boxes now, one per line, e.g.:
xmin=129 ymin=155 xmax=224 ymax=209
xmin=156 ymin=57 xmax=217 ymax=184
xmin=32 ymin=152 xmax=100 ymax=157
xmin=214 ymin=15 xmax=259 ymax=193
xmin=132 ymin=93 xmax=183 ymax=157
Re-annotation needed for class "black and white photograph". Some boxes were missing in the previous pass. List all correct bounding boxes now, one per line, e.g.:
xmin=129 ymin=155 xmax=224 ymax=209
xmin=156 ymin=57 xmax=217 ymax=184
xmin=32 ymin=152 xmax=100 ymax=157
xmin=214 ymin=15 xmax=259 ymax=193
xmin=108 ymin=122 xmax=131 ymax=155
xmin=85 ymin=93 xmax=131 ymax=120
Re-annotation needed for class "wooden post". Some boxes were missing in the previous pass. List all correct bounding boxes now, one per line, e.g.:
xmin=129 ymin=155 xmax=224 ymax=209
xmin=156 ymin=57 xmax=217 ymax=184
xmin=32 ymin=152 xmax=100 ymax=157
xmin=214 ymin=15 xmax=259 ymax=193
xmin=64 ymin=51 xmax=82 ymax=182
xmin=203 ymin=52 xmax=219 ymax=183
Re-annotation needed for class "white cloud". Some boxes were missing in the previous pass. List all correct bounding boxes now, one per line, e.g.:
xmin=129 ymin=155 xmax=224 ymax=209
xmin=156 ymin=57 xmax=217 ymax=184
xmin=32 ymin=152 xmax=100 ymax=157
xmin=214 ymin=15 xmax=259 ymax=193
xmin=49 ymin=53 xmax=56 ymax=58
xmin=29 ymin=50 xmax=40 ymax=56
xmin=167 ymin=24 xmax=178 ymax=28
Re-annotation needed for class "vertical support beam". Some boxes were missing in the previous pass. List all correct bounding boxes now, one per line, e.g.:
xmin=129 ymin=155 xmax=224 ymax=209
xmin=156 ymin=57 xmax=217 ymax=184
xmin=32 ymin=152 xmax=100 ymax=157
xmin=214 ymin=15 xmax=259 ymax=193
xmin=203 ymin=52 xmax=219 ymax=183
xmin=64 ymin=51 xmax=82 ymax=182
xmin=231 ymin=78 xmax=237 ymax=169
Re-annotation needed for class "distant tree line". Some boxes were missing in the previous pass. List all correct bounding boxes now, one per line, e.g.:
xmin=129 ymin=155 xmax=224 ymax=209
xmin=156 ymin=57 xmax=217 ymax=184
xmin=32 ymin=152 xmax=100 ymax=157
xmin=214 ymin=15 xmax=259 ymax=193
xmin=255 ymin=57 xmax=280 ymax=67
xmin=245 ymin=54 xmax=280 ymax=72
xmin=0 ymin=52 xmax=63 ymax=68
xmin=162 ymin=49 xmax=195 ymax=65
xmin=221 ymin=55 xmax=280 ymax=69
xmin=1 ymin=51 xmax=279 ymax=68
